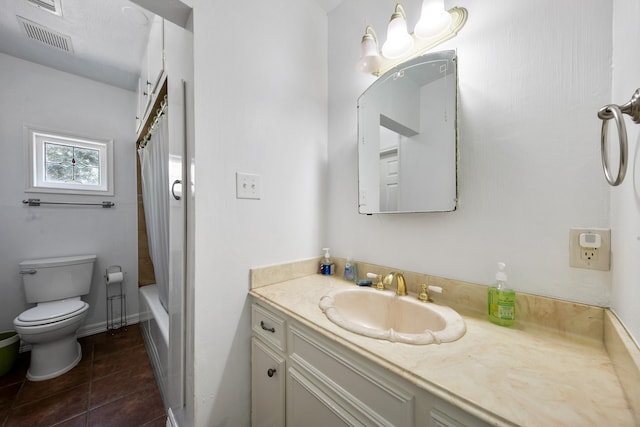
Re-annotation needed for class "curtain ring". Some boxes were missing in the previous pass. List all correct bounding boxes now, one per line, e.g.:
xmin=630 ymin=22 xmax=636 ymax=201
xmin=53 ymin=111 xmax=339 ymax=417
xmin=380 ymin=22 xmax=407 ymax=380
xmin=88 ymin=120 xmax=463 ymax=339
xmin=599 ymin=104 xmax=628 ymax=186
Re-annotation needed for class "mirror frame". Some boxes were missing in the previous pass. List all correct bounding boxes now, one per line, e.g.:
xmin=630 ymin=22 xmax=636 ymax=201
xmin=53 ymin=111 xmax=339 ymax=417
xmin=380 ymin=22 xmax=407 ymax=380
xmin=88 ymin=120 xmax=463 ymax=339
xmin=357 ymin=50 xmax=458 ymax=214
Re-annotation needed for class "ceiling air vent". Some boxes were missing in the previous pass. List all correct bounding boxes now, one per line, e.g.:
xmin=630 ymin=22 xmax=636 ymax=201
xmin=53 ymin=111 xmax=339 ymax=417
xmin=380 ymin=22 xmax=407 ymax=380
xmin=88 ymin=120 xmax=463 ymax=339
xmin=25 ymin=0 xmax=62 ymax=16
xmin=17 ymin=16 xmax=73 ymax=53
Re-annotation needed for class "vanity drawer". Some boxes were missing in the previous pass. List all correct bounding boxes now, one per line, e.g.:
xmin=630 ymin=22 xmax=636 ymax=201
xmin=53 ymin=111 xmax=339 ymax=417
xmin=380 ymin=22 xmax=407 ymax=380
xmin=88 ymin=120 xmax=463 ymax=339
xmin=252 ymin=303 xmax=287 ymax=352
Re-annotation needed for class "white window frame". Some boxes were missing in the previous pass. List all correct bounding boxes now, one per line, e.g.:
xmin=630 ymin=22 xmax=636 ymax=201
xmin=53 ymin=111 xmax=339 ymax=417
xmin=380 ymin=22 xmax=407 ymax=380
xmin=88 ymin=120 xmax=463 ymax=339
xmin=24 ymin=125 xmax=114 ymax=196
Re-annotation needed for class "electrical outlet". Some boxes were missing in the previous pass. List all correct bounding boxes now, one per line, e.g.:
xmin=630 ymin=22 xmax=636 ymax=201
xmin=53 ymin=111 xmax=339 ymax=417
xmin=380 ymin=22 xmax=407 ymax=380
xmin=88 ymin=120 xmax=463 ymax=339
xmin=569 ymin=228 xmax=610 ymax=271
xmin=236 ymin=172 xmax=261 ymax=199
xmin=580 ymin=247 xmax=597 ymax=261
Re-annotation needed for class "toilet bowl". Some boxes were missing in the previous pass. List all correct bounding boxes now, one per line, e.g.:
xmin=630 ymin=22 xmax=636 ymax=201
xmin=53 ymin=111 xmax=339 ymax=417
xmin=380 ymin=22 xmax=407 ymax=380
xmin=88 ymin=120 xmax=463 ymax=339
xmin=14 ymin=300 xmax=89 ymax=380
xmin=14 ymin=255 xmax=96 ymax=381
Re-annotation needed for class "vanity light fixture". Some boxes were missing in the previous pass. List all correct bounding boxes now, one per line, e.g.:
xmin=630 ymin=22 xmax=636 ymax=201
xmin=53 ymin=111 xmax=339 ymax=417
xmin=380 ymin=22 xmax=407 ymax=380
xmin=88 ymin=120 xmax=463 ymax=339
xmin=414 ymin=0 xmax=451 ymax=39
xmin=380 ymin=4 xmax=414 ymax=59
xmin=356 ymin=1 xmax=467 ymax=76
xmin=355 ymin=26 xmax=383 ymax=74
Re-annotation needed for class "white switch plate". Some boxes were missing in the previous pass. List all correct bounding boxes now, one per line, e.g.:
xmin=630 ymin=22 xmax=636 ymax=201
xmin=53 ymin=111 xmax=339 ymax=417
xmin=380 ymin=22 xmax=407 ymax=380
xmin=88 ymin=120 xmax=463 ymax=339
xmin=569 ymin=228 xmax=610 ymax=271
xmin=236 ymin=172 xmax=261 ymax=199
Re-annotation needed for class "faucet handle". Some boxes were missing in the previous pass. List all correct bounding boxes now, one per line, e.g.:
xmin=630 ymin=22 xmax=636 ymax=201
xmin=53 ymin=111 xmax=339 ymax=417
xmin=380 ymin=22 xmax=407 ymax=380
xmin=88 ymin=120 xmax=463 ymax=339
xmin=418 ymin=284 xmax=429 ymax=301
xmin=418 ymin=284 xmax=443 ymax=302
xmin=367 ymin=272 xmax=385 ymax=290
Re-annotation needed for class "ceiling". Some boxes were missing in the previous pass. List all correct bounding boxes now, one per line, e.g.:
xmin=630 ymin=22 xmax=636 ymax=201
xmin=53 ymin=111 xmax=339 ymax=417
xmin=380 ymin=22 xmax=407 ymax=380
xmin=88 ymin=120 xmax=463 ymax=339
xmin=0 ymin=0 xmax=343 ymax=92
xmin=0 ymin=0 xmax=153 ymax=91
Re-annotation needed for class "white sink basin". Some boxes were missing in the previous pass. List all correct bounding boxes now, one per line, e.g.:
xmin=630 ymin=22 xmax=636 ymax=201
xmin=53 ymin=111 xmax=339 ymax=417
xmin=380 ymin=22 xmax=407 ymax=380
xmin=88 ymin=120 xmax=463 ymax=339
xmin=319 ymin=287 xmax=466 ymax=345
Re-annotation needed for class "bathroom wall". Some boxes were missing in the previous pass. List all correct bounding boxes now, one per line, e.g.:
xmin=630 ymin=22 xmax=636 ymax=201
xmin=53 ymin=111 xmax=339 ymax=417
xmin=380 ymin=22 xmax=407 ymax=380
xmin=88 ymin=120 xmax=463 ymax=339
xmin=610 ymin=0 xmax=640 ymax=344
xmin=191 ymin=0 xmax=328 ymax=425
xmin=188 ymin=0 xmax=638 ymax=425
xmin=328 ymin=0 xmax=613 ymax=307
xmin=0 ymin=53 xmax=139 ymax=333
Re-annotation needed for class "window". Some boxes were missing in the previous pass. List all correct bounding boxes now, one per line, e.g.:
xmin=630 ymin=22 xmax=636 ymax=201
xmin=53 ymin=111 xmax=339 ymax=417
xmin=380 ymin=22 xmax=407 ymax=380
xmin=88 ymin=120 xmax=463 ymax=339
xmin=25 ymin=126 xmax=114 ymax=195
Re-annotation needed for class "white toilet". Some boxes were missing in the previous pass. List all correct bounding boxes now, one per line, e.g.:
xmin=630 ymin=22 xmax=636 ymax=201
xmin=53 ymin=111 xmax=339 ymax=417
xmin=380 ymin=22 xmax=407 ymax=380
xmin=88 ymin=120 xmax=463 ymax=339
xmin=14 ymin=254 xmax=96 ymax=381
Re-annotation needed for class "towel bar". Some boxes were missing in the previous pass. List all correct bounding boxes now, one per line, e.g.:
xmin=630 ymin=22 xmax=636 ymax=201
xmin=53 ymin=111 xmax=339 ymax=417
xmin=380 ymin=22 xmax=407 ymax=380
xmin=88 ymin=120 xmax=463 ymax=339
xmin=22 ymin=199 xmax=115 ymax=208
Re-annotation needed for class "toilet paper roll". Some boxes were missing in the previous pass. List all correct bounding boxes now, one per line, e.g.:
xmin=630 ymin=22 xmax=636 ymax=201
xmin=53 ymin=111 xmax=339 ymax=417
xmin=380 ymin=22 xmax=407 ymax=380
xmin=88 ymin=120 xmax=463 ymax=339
xmin=106 ymin=272 xmax=124 ymax=284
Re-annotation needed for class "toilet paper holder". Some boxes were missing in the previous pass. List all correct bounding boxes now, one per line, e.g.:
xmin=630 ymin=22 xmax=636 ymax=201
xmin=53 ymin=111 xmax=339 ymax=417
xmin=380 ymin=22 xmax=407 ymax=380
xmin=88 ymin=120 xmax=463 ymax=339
xmin=104 ymin=265 xmax=127 ymax=333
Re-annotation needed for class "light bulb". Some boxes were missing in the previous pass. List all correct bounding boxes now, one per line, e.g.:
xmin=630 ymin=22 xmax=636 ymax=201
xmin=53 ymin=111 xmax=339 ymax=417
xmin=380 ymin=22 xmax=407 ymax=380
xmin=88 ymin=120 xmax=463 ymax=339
xmin=414 ymin=0 xmax=452 ymax=39
xmin=356 ymin=33 xmax=382 ymax=74
xmin=381 ymin=7 xmax=414 ymax=59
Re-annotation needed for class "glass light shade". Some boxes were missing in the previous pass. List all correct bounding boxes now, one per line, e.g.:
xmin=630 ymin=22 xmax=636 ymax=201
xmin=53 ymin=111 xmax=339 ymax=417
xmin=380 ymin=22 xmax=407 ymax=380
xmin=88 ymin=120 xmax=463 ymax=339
xmin=414 ymin=0 xmax=452 ymax=39
xmin=381 ymin=13 xmax=414 ymax=59
xmin=356 ymin=34 xmax=382 ymax=73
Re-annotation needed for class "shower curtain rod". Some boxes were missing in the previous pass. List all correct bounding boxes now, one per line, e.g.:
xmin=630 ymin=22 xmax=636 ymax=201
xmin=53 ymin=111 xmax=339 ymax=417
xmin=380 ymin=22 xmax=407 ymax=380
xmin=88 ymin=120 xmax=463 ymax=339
xmin=139 ymin=95 xmax=168 ymax=148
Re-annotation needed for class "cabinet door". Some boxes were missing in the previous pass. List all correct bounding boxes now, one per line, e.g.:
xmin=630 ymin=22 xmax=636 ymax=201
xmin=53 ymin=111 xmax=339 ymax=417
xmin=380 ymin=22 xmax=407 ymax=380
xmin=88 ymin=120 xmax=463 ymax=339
xmin=147 ymin=15 xmax=165 ymax=96
xmin=135 ymin=77 xmax=144 ymax=132
xmin=252 ymin=338 xmax=285 ymax=427
xmin=287 ymin=367 xmax=364 ymax=427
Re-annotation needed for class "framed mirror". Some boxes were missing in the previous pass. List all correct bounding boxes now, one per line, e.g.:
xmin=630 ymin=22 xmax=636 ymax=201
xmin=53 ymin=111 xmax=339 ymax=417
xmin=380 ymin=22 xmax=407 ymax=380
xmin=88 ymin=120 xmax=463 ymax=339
xmin=357 ymin=50 xmax=458 ymax=214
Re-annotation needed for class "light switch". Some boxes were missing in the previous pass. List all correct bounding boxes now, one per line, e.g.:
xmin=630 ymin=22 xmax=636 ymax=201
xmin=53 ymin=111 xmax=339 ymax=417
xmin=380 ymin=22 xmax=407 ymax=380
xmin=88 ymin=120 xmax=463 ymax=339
xmin=236 ymin=172 xmax=261 ymax=199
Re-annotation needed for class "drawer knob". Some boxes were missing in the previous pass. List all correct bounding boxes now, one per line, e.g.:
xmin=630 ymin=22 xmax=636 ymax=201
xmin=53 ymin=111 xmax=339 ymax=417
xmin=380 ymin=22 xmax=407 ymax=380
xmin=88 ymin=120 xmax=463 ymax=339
xmin=260 ymin=321 xmax=275 ymax=333
xmin=267 ymin=368 xmax=277 ymax=378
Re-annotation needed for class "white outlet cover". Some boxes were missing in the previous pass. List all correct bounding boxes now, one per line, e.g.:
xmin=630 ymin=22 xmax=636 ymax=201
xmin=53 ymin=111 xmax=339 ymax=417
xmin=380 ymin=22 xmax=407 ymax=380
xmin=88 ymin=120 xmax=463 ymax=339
xmin=569 ymin=228 xmax=610 ymax=271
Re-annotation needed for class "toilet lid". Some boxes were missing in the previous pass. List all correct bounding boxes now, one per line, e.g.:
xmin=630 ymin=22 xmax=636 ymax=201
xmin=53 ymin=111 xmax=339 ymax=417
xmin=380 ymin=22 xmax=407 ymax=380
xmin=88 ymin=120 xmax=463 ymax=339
xmin=17 ymin=300 xmax=87 ymax=324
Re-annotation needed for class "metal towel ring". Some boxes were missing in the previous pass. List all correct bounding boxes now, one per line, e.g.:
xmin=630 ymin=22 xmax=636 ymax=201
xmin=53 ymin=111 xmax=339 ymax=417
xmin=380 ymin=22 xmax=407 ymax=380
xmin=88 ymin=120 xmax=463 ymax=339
xmin=597 ymin=89 xmax=640 ymax=186
xmin=598 ymin=105 xmax=627 ymax=186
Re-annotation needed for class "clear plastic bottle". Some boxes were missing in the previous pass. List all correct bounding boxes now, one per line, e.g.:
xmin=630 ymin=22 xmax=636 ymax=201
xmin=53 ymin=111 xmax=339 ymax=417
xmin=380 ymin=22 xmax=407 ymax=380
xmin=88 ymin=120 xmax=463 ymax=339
xmin=320 ymin=248 xmax=335 ymax=275
xmin=343 ymin=257 xmax=357 ymax=282
xmin=488 ymin=262 xmax=515 ymax=326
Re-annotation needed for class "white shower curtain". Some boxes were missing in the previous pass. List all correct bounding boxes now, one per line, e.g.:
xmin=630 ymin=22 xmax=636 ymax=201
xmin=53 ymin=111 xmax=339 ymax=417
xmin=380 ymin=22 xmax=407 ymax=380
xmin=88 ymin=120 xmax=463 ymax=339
xmin=138 ymin=114 xmax=170 ymax=312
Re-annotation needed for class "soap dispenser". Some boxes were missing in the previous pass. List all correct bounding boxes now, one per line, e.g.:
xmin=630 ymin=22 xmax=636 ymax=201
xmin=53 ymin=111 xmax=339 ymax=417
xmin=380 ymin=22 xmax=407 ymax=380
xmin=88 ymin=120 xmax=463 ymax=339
xmin=343 ymin=257 xmax=357 ymax=282
xmin=320 ymin=248 xmax=335 ymax=275
xmin=488 ymin=262 xmax=516 ymax=326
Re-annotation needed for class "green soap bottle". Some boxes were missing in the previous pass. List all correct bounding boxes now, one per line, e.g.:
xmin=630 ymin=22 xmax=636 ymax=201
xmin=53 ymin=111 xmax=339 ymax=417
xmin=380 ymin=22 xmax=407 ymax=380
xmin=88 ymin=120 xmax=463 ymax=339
xmin=488 ymin=262 xmax=515 ymax=326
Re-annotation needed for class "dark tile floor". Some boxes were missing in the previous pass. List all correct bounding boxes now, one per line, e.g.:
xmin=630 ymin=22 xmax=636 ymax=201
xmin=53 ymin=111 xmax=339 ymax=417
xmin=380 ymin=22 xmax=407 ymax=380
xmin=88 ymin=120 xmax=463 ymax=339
xmin=0 ymin=323 xmax=166 ymax=427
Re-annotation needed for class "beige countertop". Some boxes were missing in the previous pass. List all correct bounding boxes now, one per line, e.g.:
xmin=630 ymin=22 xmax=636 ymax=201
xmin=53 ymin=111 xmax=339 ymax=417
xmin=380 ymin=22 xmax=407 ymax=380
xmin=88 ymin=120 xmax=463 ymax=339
xmin=250 ymin=273 xmax=635 ymax=427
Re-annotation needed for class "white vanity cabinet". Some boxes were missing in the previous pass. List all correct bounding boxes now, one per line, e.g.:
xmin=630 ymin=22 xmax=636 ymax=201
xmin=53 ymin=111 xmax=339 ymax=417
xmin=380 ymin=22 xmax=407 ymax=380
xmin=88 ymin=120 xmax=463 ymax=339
xmin=287 ymin=322 xmax=415 ymax=426
xmin=252 ymin=338 xmax=286 ymax=426
xmin=251 ymin=304 xmax=287 ymax=427
xmin=251 ymin=301 xmax=490 ymax=427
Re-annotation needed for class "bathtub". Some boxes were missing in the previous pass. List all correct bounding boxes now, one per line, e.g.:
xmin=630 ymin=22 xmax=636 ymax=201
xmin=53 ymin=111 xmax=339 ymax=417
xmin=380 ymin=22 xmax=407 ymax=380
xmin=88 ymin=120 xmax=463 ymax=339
xmin=139 ymin=285 xmax=169 ymax=407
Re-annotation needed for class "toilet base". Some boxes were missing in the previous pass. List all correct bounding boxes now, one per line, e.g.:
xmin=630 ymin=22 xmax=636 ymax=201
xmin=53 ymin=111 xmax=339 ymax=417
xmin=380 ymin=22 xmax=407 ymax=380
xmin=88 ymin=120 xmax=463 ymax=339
xmin=27 ymin=334 xmax=82 ymax=381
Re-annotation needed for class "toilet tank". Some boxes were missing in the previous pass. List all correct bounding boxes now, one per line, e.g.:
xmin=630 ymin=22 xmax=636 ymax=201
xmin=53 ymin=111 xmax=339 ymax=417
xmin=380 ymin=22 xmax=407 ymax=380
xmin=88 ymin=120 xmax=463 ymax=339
xmin=19 ymin=255 xmax=97 ymax=303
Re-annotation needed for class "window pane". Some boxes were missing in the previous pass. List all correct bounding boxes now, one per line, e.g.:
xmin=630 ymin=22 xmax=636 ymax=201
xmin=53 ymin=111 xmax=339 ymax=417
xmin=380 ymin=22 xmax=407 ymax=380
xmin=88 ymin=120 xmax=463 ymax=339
xmin=75 ymin=165 xmax=100 ymax=184
xmin=74 ymin=147 xmax=99 ymax=167
xmin=45 ymin=142 xmax=73 ymax=163
xmin=44 ymin=142 xmax=101 ymax=185
xmin=45 ymin=163 xmax=72 ymax=182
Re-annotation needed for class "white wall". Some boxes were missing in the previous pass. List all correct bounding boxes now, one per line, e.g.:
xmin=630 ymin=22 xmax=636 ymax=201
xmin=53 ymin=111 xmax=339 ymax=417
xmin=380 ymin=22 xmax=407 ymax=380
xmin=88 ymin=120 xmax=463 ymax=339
xmin=328 ymin=0 xmax=613 ymax=306
xmin=192 ymin=0 xmax=328 ymax=425
xmin=0 ymin=53 xmax=139 ymax=333
xmin=186 ymin=0 xmax=640 ymax=424
xmin=610 ymin=0 xmax=640 ymax=344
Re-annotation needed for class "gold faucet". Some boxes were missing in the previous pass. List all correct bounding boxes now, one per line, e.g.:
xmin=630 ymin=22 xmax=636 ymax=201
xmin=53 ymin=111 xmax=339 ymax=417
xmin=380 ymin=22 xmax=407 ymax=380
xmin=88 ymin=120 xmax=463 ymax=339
xmin=383 ymin=272 xmax=407 ymax=296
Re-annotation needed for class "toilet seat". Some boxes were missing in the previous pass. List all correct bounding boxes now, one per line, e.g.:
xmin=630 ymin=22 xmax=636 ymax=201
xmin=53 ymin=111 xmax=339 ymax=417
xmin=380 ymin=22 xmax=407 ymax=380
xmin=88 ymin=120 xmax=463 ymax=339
xmin=15 ymin=300 xmax=88 ymax=326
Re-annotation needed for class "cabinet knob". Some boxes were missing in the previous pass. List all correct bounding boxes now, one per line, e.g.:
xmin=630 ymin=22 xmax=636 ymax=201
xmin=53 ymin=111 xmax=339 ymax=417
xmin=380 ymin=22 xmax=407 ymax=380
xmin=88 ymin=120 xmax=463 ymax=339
xmin=267 ymin=368 xmax=277 ymax=378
